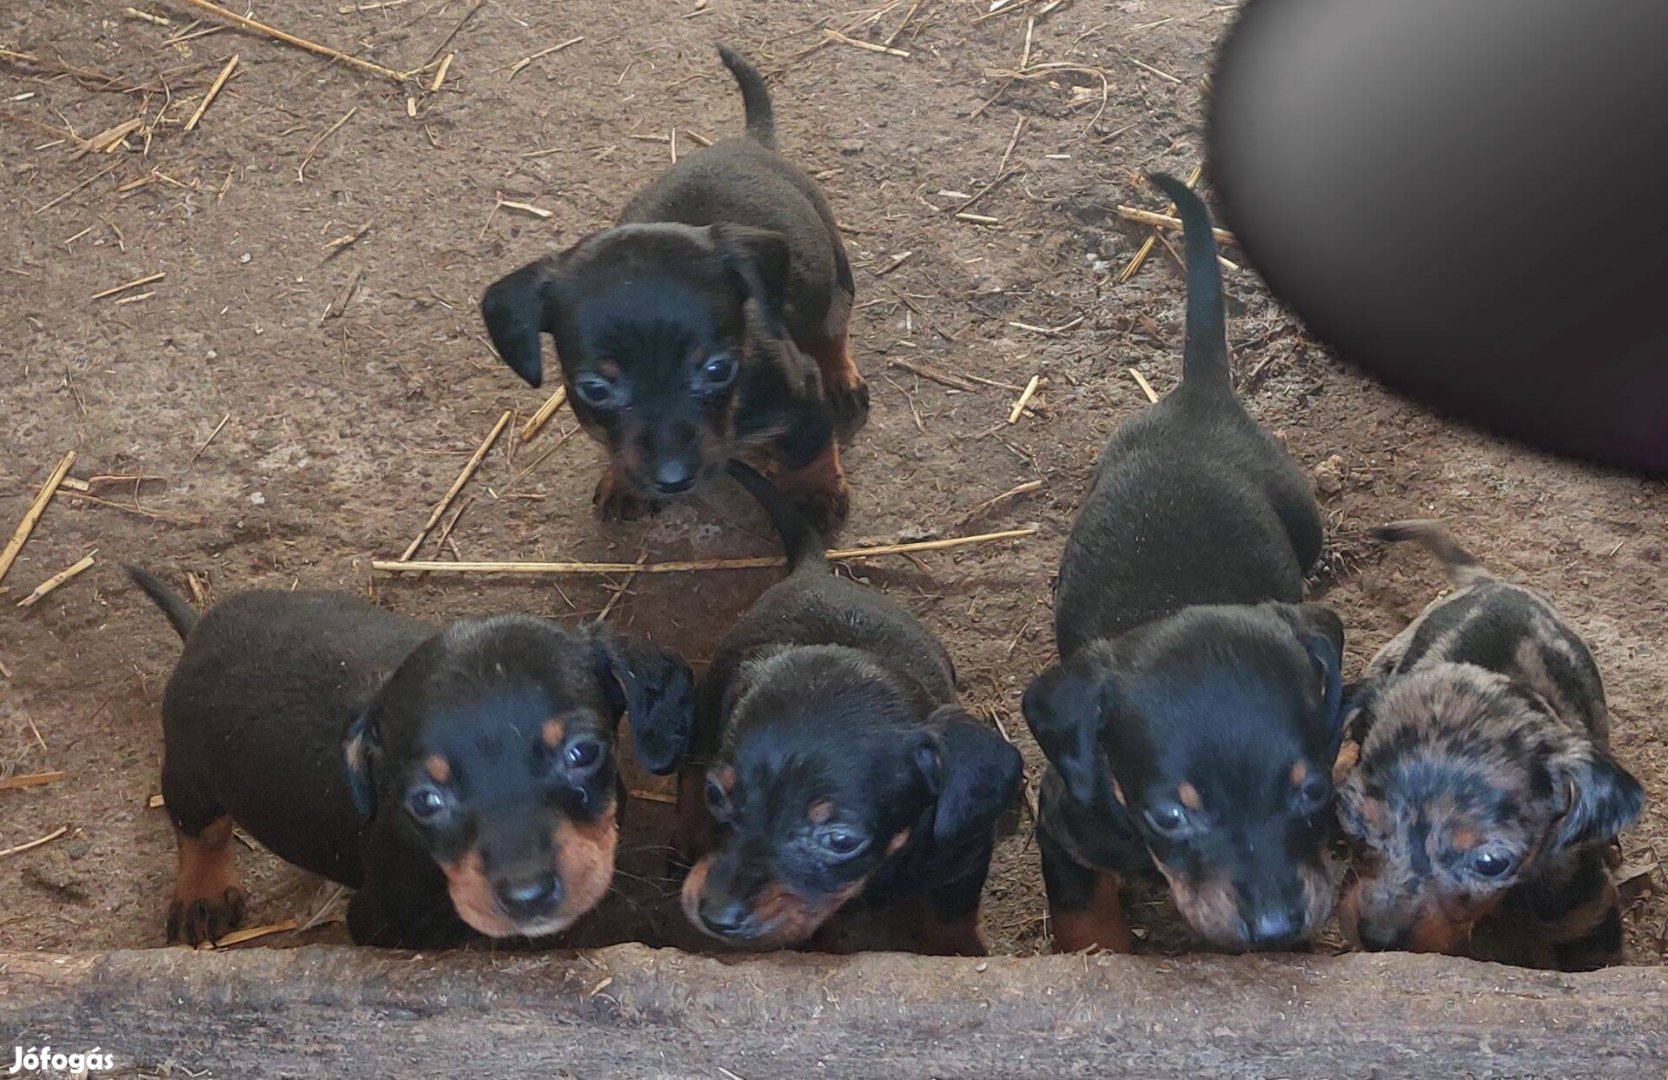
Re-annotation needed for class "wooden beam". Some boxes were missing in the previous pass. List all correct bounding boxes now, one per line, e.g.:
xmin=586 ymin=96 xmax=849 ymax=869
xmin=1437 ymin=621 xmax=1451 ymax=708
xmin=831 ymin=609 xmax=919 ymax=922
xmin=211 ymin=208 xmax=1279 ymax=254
xmin=0 ymin=945 xmax=1662 ymax=1074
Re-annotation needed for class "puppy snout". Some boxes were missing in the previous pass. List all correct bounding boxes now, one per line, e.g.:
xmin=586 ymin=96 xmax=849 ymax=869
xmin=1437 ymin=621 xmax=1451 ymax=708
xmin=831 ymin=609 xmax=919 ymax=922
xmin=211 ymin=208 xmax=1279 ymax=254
xmin=1358 ymin=921 xmax=1413 ymax=952
xmin=494 ymin=871 xmax=562 ymax=919
xmin=697 ymin=895 xmax=752 ymax=937
xmin=652 ymin=457 xmax=698 ymax=494
xmin=1245 ymin=905 xmax=1307 ymax=949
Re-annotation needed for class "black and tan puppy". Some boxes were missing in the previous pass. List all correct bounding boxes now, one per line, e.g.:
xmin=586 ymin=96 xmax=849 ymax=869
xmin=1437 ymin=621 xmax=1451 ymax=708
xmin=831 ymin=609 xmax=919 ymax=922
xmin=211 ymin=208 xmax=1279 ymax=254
xmin=481 ymin=46 xmax=866 ymax=531
xmin=674 ymin=462 xmax=1021 ymax=955
xmin=128 ymin=567 xmax=694 ymax=948
xmin=1337 ymin=521 xmax=1644 ymax=969
xmin=1022 ymin=174 xmax=1345 ymax=954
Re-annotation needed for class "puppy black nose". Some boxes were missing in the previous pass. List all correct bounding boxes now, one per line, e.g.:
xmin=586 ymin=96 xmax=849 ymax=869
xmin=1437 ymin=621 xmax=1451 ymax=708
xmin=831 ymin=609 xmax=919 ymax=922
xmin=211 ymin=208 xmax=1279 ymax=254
xmin=1246 ymin=907 xmax=1306 ymax=948
xmin=697 ymin=897 xmax=750 ymax=937
xmin=653 ymin=459 xmax=696 ymax=493
xmin=495 ymin=872 xmax=562 ymax=918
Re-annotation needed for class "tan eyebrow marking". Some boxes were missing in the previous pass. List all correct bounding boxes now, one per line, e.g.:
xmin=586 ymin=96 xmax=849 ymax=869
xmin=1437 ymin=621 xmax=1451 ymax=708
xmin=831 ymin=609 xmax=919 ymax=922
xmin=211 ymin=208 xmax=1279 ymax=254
xmin=425 ymin=755 xmax=451 ymax=784
xmin=1177 ymin=782 xmax=1202 ymax=810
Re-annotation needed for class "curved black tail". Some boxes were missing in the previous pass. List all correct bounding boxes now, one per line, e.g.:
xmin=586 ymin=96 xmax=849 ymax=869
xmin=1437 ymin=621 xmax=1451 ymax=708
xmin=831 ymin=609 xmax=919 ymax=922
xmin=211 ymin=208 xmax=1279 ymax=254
xmin=1147 ymin=173 xmax=1229 ymax=392
xmin=716 ymin=45 xmax=776 ymax=150
xmin=725 ymin=460 xmax=824 ymax=572
xmin=126 ymin=564 xmax=198 ymax=640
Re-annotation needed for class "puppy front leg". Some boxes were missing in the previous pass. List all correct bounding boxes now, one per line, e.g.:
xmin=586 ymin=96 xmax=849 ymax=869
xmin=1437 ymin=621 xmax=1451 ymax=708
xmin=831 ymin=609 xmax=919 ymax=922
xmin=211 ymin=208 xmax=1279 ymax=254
xmin=909 ymin=863 xmax=993 ymax=956
xmin=1041 ymin=828 xmax=1133 ymax=954
xmin=772 ymin=411 xmax=850 ymax=534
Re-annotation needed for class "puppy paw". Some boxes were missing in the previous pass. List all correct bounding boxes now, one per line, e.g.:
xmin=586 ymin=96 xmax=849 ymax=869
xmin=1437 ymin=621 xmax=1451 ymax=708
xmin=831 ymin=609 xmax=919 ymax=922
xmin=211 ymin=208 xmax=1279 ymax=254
xmin=167 ymin=885 xmax=247 ymax=946
xmin=827 ymin=376 xmax=871 ymax=444
xmin=593 ymin=468 xmax=661 ymax=521
xmin=792 ymin=478 xmax=851 ymax=536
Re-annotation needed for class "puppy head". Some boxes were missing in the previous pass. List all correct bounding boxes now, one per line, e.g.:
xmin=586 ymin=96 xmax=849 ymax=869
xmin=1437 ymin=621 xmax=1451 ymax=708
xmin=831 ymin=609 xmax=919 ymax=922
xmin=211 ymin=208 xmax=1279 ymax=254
xmin=682 ymin=648 xmax=1020 ymax=949
xmin=341 ymin=616 xmax=694 ymax=939
xmin=1337 ymin=662 xmax=1643 ymax=954
xmin=481 ymin=222 xmax=792 ymax=499
xmin=1024 ymin=602 xmax=1347 ymax=951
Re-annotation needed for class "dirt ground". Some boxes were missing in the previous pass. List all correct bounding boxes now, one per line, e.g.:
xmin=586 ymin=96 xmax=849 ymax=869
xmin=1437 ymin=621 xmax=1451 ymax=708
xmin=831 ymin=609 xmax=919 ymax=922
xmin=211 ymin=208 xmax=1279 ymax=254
xmin=3 ymin=0 xmax=1664 ymax=967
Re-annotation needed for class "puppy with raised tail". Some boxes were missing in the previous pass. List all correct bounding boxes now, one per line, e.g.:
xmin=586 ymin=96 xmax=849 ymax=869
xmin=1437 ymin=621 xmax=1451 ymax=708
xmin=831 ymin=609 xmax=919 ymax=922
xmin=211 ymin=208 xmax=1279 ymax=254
xmin=1023 ymin=174 xmax=1345 ymax=954
xmin=127 ymin=567 xmax=695 ymax=948
xmin=674 ymin=462 xmax=1021 ymax=955
xmin=481 ymin=46 xmax=867 ymax=531
xmin=1338 ymin=521 xmax=1644 ymax=969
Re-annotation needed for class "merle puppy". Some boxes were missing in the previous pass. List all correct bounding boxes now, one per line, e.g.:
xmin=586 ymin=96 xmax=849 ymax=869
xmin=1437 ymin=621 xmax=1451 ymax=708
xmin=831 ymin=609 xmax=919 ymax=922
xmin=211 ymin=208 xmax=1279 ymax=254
xmin=1337 ymin=521 xmax=1644 ymax=969
xmin=481 ymin=46 xmax=866 ymax=531
xmin=1022 ymin=174 xmax=1345 ymax=954
xmin=128 ymin=567 xmax=694 ymax=948
xmin=675 ymin=462 xmax=1021 ymax=955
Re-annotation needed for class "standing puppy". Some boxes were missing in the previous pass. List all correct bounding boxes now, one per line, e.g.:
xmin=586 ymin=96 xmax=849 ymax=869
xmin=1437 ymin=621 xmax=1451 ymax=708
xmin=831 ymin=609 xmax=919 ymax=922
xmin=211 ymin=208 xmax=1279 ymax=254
xmin=1023 ymin=175 xmax=1345 ymax=954
xmin=129 ymin=568 xmax=694 ymax=948
xmin=676 ymin=463 xmax=1021 ymax=955
xmin=481 ymin=47 xmax=866 ymax=531
xmin=1338 ymin=521 xmax=1644 ymax=969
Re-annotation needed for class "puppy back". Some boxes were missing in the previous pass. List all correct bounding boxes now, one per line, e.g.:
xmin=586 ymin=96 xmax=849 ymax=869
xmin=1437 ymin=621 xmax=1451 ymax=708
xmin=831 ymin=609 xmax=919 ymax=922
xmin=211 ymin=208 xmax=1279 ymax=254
xmin=716 ymin=46 xmax=775 ymax=150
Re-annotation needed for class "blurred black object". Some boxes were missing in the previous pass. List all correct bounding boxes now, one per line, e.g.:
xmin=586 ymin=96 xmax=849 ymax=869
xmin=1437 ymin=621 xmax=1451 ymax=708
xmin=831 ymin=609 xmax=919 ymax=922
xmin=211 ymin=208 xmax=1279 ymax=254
xmin=1209 ymin=0 xmax=1668 ymax=475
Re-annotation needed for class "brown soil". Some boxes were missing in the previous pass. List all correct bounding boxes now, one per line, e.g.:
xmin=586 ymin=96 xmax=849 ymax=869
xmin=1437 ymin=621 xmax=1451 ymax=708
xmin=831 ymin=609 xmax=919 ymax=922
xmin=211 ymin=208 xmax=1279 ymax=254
xmin=2 ymin=0 xmax=1663 ymax=967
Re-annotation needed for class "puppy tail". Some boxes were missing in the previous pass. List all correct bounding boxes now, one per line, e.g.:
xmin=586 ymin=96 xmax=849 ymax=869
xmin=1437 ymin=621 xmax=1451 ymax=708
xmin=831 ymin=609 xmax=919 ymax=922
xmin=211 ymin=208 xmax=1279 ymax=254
xmin=1375 ymin=519 xmax=1494 ymax=588
xmin=725 ymin=460 xmax=825 ymax=571
xmin=125 ymin=564 xmax=199 ymax=640
xmin=1147 ymin=173 xmax=1230 ymax=393
xmin=717 ymin=45 xmax=776 ymax=150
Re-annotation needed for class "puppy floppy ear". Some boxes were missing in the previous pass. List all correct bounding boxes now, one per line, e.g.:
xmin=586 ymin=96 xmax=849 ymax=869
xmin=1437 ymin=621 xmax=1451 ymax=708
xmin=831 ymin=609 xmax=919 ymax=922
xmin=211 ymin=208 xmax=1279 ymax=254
xmin=341 ymin=711 xmax=383 ymax=823
xmin=592 ymin=630 xmax=697 ymax=775
xmin=481 ymin=257 xmax=559 ymax=387
xmin=1277 ymin=602 xmax=1347 ymax=739
xmin=1550 ymin=740 xmax=1645 ymax=851
xmin=712 ymin=224 xmax=791 ymax=338
xmin=914 ymin=705 xmax=1023 ymax=848
xmin=1022 ymin=661 xmax=1112 ymax=806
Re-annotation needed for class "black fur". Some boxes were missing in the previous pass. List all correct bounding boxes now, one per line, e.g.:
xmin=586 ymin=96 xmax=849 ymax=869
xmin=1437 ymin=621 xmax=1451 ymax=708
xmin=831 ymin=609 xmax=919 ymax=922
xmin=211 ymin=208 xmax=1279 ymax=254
xmin=480 ymin=46 xmax=865 ymax=529
xmin=1024 ymin=175 xmax=1339 ymax=953
xmin=129 ymin=568 xmax=693 ymax=948
xmin=673 ymin=464 xmax=1020 ymax=954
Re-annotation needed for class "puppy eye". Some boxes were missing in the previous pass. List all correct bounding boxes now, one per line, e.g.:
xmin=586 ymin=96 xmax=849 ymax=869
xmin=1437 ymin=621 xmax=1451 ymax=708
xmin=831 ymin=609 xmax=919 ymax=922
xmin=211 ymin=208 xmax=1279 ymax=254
xmin=1298 ymin=775 xmax=1331 ymax=812
xmin=1143 ymin=803 xmax=1190 ymax=837
xmin=563 ymin=738 xmax=605 ymax=773
xmin=705 ymin=777 xmax=730 ymax=816
xmin=695 ymin=353 xmax=739 ymax=391
xmin=1469 ymin=847 xmax=1516 ymax=879
xmin=574 ymin=374 xmax=621 ymax=409
xmin=406 ymin=785 xmax=449 ymax=823
xmin=816 ymin=826 xmax=869 ymax=859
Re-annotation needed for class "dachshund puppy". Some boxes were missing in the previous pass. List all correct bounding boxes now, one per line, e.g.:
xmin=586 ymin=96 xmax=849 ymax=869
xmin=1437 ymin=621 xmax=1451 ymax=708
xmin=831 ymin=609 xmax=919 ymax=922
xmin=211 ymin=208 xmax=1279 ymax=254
xmin=128 ymin=567 xmax=694 ymax=948
xmin=675 ymin=462 xmax=1021 ymax=955
xmin=481 ymin=46 xmax=866 ymax=531
xmin=1338 ymin=521 xmax=1644 ymax=969
xmin=1023 ymin=174 xmax=1345 ymax=954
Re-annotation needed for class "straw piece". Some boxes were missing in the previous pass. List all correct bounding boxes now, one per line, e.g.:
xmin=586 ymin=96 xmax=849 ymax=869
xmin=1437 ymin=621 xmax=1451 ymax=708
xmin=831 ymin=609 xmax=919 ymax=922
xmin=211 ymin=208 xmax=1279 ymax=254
xmin=887 ymin=357 xmax=980 ymax=393
xmin=198 ymin=919 xmax=299 ymax=949
xmin=375 ymin=526 xmax=1039 ymax=576
xmin=34 ymin=163 xmax=120 ymax=215
xmin=399 ymin=412 xmax=512 ymax=561
xmin=507 ymin=36 xmax=582 ymax=80
xmin=429 ymin=52 xmax=454 ymax=92
xmin=148 ymin=793 xmax=166 ymax=809
xmin=184 ymin=53 xmax=239 ymax=132
xmin=0 ymin=771 xmax=66 ymax=792
xmin=92 ymin=271 xmax=165 ymax=300
xmin=1007 ymin=374 xmax=1042 ymax=423
xmin=1115 ymin=205 xmax=1237 ymax=247
xmin=519 ymin=386 xmax=567 ymax=442
xmin=298 ymin=106 xmax=357 ymax=182
xmin=17 ymin=550 xmax=97 ymax=608
xmin=0 ymin=825 xmax=68 ymax=859
xmin=0 ymin=450 xmax=74 ymax=587
xmin=167 ymin=0 xmax=404 ymax=82
xmin=1129 ymin=367 xmax=1158 ymax=404
xmin=824 ymin=29 xmax=910 ymax=57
